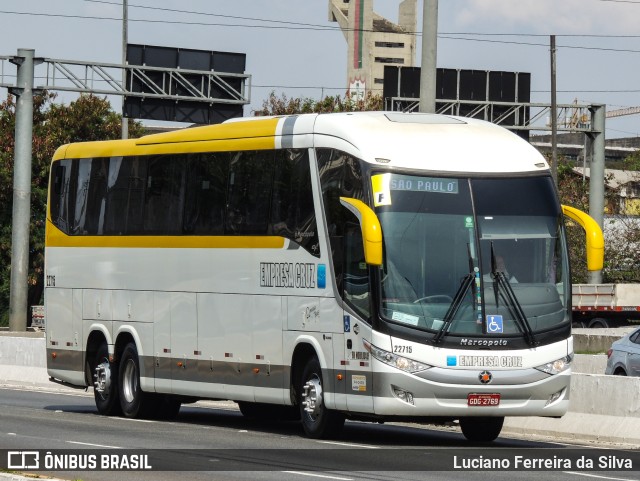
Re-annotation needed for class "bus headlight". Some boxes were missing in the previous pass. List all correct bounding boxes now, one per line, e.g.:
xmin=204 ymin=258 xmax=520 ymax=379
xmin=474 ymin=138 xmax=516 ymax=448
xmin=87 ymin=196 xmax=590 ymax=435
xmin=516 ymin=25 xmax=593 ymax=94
xmin=363 ymin=339 xmax=432 ymax=373
xmin=535 ymin=354 xmax=573 ymax=375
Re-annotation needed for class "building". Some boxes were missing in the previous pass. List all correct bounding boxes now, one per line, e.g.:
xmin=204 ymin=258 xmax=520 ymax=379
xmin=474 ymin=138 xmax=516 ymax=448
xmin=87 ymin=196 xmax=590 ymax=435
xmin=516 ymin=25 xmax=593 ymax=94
xmin=573 ymin=167 xmax=640 ymax=216
xmin=328 ymin=0 xmax=417 ymax=98
xmin=532 ymin=133 xmax=640 ymax=166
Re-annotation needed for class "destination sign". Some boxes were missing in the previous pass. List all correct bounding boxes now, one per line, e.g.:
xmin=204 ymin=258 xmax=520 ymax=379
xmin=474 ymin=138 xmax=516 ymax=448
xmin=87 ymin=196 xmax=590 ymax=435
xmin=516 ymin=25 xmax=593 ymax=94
xmin=389 ymin=175 xmax=459 ymax=194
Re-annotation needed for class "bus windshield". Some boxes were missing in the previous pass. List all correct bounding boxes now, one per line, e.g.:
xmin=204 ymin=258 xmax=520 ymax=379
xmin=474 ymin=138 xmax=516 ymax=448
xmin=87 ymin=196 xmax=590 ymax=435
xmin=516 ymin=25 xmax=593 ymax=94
xmin=373 ymin=173 xmax=569 ymax=339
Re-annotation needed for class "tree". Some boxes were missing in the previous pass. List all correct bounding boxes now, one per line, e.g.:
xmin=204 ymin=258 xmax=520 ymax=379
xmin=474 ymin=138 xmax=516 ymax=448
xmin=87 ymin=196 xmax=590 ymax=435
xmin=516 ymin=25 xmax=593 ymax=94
xmin=556 ymin=159 xmax=588 ymax=283
xmin=255 ymin=91 xmax=383 ymax=116
xmin=623 ymin=149 xmax=640 ymax=171
xmin=0 ymin=93 xmax=143 ymax=326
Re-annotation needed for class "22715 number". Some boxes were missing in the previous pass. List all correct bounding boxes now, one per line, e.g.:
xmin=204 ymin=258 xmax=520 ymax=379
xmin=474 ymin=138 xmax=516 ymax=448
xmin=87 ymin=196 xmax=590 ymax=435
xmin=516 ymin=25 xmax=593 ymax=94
xmin=393 ymin=345 xmax=412 ymax=354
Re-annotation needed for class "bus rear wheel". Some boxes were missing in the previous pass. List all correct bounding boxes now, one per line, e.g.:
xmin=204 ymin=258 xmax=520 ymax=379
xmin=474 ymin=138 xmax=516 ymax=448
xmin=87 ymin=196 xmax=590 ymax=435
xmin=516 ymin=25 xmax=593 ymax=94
xmin=118 ymin=342 xmax=152 ymax=418
xmin=91 ymin=342 xmax=121 ymax=416
xmin=459 ymin=417 xmax=504 ymax=442
xmin=298 ymin=357 xmax=344 ymax=439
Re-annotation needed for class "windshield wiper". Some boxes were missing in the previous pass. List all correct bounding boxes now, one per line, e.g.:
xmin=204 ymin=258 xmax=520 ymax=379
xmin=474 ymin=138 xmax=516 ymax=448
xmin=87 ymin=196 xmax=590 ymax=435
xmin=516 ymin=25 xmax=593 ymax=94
xmin=433 ymin=244 xmax=476 ymax=344
xmin=490 ymin=244 xmax=538 ymax=347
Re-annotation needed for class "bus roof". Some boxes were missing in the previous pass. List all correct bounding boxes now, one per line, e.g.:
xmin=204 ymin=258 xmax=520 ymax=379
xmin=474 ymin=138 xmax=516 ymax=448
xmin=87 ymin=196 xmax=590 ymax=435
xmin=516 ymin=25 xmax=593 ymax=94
xmin=53 ymin=112 xmax=548 ymax=174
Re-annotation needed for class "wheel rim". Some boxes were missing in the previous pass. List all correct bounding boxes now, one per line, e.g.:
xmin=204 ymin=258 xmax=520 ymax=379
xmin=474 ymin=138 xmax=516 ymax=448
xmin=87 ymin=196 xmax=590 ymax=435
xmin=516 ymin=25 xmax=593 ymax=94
xmin=122 ymin=358 xmax=138 ymax=404
xmin=94 ymin=359 xmax=111 ymax=400
xmin=302 ymin=374 xmax=323 ymax=421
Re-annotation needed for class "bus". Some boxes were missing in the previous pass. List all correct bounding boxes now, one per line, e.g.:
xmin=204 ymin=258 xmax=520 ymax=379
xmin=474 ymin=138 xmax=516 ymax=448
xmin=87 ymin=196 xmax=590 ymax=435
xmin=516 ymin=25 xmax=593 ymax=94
xmin=45 ymin=112 xmax=603 ymax=442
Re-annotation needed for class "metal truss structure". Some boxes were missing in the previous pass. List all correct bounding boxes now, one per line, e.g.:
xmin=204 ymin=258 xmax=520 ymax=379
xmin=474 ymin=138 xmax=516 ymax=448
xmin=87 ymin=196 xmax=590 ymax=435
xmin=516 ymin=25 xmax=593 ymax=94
xmin=0 ymin=56 xmax=251 ymax=106
xmin=385 ymin=97 xmax=598 ymax=134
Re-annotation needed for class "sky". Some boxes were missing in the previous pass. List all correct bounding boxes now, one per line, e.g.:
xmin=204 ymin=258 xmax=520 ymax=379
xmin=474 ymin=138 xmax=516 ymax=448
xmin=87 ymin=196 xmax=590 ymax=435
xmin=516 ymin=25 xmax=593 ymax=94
xmin=1 ymin=0 xmax=640 ymax=139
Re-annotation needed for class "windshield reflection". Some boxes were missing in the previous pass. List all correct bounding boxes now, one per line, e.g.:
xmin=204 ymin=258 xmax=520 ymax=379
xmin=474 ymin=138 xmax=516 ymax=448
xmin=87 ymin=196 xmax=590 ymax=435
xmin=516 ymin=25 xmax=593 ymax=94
xmin=373 ymin=173 xmax=569 ymax=337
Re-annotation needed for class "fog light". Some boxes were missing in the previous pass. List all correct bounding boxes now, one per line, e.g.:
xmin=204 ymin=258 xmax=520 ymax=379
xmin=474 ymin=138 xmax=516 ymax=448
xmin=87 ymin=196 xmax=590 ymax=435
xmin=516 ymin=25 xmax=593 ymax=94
xmin=392 ymin=386 xmax=415 ymax=405
xmin=545 ymin=388 xmax=565 ymax=406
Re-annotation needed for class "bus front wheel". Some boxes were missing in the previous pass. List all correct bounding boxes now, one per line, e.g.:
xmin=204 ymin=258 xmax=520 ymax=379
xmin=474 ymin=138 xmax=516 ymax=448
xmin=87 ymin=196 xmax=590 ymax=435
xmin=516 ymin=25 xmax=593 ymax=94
xmin=459 ymin=416 xmax=504 ymax=442
xmin=298 ymin=357 xmax=344 ymax=439
xmin=92 ymin=342 xmax=121 ymax=416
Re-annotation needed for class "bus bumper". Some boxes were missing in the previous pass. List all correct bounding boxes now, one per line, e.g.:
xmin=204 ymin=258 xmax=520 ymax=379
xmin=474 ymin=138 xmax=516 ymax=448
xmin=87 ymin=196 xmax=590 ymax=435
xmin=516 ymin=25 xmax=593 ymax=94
xmin=370 ymin=366 xmax=571 ymax=418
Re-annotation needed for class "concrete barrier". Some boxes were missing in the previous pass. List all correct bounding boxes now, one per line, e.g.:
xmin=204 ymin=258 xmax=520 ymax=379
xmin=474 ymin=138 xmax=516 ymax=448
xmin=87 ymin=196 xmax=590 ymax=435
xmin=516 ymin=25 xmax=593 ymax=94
xmin=1 ymin=333 xmax=639 ymax=446
xmin=0 ymin=332 xmax=51 ymax=387
xmin=572 ymin=327 xmax=635 ymax=354
xmin=504 ymin=373 xmax=640 ymax=446
xmin=573 ymin=354 xmax=607 ymax=374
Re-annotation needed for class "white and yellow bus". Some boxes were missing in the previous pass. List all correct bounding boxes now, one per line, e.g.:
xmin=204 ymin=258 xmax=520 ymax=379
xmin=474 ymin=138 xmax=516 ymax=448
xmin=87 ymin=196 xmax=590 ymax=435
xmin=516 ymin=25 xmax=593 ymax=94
xmin=45 ymin=112 xmax=603 ymax=441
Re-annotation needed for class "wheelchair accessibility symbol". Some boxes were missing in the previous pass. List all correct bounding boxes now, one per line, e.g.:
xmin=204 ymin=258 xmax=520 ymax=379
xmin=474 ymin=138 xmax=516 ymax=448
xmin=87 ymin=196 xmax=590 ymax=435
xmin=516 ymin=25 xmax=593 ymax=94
xmin=486 ymin=315 xmax=504 ymax=334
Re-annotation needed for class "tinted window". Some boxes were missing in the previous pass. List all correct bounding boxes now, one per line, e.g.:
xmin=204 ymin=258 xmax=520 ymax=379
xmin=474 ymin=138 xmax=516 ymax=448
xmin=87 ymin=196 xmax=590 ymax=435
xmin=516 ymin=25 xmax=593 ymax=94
xmin=317 ymin=148 xmax=367 ymax=312
xmin=144 ymin=156 xmax=185 ymax=235
xmin=227 ymin=151 xmax=274 ymax=235
xmin=183 ymin=152 xmax=229 ymax=235
xmin=104 ymin=157 xmax=146 ymax=235
xmin=271 ymin=149 xmax=319 ymax=256
xmin=49 ymin=160 xmax=74 ymax=233
xmin=49 ymin=149 xmax=320 ymax=257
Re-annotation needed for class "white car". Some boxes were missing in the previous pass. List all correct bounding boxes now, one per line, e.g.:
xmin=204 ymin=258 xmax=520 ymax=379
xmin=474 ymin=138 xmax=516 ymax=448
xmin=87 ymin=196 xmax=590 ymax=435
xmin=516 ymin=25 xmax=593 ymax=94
xmin=605 ymin=327 xmax=640 ymax=376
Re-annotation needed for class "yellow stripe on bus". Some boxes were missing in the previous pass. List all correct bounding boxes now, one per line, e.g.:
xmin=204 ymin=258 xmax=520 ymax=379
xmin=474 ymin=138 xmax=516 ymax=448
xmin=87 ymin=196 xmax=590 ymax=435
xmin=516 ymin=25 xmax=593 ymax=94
xmin=137 ymin=118 xmax=280 ymax=145
xmin=45 ymin=221 xmax=286 ymax=249
xmin=52 ymin=118 xmax=281 ymax=161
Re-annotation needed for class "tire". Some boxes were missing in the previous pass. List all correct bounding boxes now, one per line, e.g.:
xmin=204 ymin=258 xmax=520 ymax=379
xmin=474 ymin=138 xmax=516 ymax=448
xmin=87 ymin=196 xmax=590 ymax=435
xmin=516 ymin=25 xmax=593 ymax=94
xmin=588 ymin=318 xmax=609 ymax=329
xmin=91 ymin=342 xmax=121 ymax=416
xmin=614 ymin=368 xmax=627 ymax=376
xmin=118 ymin=342 xmax=151 ymax=418
xmin=459 ymin=417 xmax=504 ymax=442
xmin=298 ymin=357 xmax=344 ymax=439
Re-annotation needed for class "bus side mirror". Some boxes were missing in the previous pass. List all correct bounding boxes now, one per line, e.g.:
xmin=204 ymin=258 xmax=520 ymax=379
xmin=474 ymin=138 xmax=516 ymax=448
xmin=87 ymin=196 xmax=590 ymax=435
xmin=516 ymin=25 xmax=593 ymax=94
xmin=339 ymin=197 xmax=383 ymax=266
xmin=561 ymin=205 xmax=604 ymax=271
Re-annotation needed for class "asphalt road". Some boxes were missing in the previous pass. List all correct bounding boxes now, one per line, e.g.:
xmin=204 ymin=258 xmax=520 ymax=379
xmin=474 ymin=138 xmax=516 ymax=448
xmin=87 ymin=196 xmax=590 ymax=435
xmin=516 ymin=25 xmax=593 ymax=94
xmin=0 ymin=385 xmax=638 ymax=481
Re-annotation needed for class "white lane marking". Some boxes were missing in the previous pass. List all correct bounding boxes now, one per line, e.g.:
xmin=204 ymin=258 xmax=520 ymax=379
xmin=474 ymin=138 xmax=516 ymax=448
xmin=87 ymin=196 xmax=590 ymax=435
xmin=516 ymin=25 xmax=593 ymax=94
xmin=565 ymin=472 xmax=639 ymax=481
xmin=107 ymin=416 xmax=156 ymax=424
xmin=283 ymin=471 xmax=353 ymax=480
xmin=0 ymin=385 xmax=92 ymax=398
xmin=317 ymin=440 xmax=380 ymax=449
xmin=66 ymin=440 xmax=121 ymax=449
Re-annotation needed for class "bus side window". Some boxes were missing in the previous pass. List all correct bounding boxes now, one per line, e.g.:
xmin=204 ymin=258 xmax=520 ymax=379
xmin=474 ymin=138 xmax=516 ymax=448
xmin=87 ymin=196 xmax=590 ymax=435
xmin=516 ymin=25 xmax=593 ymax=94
xmin=144 ymin=155 xmax=186 ymax=235
xmin=317 ymin=147 xmax=369 ymax=319
xmin=104 ymin=157 xmax=146 ymax=235
xmin=50 ymin=160 xmax=74 ymax=233
xmin=343 ymin=217 xmax=371 ymax=319
xmin=270 ymin=149 xmax=320 ymax=257
xmin=183 ymin=153 xmax=228 ymax=235
xmin=226 ymin=151 xmax=274 ymax=235
xmin=73 ymin=158 xmax=109 ymax=235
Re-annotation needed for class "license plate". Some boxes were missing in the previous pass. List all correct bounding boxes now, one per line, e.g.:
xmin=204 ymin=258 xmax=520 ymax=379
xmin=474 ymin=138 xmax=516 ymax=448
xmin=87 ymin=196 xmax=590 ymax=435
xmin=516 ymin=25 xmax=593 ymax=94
xmin=467 ymin=393 xmax=500 ymax=406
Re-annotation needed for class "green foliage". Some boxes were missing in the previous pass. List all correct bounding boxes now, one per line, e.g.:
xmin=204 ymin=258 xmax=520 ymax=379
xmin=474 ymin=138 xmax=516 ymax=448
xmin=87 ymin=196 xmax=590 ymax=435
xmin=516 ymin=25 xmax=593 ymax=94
xmin=557 ymin=158 xmax=590 ymax=283
xmin=256 ymin=91 xmax=383 ymax=116
xmin=0 ymin=93 xmax=143 ymax=326
xmin=623 ymin=149 xmax=640 ymax=171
